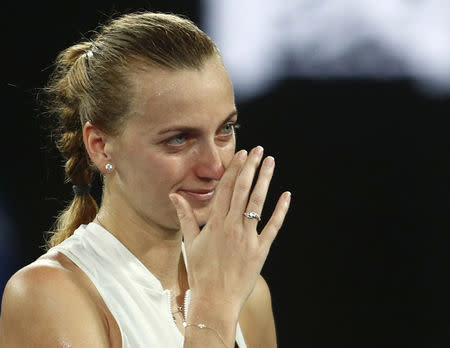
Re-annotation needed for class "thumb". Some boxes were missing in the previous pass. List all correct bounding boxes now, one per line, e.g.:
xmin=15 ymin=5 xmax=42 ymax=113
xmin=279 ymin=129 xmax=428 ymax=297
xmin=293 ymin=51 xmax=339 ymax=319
xmin=169 ymin=193 xmax=200 ymax=246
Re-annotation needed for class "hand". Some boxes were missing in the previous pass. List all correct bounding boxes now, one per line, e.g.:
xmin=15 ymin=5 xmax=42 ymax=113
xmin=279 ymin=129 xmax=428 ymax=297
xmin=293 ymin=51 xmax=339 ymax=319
xmin=169 ymin=146 xmax=291 ymax=313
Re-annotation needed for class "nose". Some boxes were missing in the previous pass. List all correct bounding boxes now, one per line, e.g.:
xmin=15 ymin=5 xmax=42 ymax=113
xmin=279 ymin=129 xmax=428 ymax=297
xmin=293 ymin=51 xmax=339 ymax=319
xmin=193 ymin=142 xmax=225 ymax=180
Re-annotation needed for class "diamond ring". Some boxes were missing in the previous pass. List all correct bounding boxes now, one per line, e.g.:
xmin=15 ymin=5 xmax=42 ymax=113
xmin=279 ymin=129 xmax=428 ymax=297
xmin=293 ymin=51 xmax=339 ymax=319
xmin=243 ymin=211 xmax=261 ymax=221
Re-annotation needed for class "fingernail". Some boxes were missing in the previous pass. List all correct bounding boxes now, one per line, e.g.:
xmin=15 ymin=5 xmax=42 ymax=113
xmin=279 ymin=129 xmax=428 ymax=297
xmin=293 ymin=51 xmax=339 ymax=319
xmin=237 ymin=150 xmax=247 ymax=160
xmin=254 ymin=146 xmax=264 ymax=156
xmin=264 ymin=156 xmax=275 ymax=168
xmin=169 ymin=193 xmax=179 ymax=206
xmin=284 ymin=191 xmax=291 ymax=203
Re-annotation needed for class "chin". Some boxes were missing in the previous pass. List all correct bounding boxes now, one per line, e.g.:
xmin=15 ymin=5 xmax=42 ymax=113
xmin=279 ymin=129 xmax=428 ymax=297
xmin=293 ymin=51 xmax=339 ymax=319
xmin=193 ymin=206 xmax=212 ymax=226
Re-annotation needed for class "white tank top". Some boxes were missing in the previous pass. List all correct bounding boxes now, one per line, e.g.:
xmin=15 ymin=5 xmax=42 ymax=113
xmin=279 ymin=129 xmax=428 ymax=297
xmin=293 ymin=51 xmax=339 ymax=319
xmin=51 ymin=222 xmax=247 ymax=348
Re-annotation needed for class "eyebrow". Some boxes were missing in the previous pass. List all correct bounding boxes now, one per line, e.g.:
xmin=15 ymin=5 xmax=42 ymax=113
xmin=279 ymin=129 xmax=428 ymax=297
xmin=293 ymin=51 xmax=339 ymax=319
xmin=156 ymin=110 xmax=238 ymax=135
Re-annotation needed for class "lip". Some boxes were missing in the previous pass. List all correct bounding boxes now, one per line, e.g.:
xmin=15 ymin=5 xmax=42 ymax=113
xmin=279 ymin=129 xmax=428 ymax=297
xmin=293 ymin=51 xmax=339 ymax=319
xmin=178 ymin=189 xmax=215 ymax=202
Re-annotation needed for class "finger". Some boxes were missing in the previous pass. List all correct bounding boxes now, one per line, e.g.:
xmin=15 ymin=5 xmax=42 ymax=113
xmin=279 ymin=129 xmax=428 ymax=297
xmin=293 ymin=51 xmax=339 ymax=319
xmin=169 ymin=193 xmax=200 ymax=247
xmin=259 ymin=191 xmax=291 ymax=254
xmin=212 ymin=149 xmax=248 ymax=217
xmin=243 ymin=156 xmax=275 ymax=225
xmin=229 ymin=146 xmax=264 ymax=218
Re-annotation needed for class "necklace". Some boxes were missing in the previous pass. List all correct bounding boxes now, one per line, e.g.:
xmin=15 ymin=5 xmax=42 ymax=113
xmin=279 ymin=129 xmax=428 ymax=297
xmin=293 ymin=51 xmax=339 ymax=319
xmin=172 ymin=252 xmax=188 ymax=322
xmin=172 ymin=304 xmax=184 ymax=321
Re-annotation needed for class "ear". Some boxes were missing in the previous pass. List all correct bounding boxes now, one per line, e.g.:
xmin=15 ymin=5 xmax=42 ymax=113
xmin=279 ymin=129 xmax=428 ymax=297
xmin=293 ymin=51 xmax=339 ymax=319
xmin=83 ymin=121 xmax=112 ymax=174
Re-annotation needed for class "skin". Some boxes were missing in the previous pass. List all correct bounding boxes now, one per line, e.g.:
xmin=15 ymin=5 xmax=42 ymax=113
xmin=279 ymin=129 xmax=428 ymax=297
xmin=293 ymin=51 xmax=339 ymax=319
xmin=0 ymin=55 xmax=290 ymax=347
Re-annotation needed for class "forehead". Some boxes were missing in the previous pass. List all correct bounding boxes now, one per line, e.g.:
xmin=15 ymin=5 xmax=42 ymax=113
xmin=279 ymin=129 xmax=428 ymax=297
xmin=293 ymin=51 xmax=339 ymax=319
xmin=125 ymin=57 xmax=235 ymax=131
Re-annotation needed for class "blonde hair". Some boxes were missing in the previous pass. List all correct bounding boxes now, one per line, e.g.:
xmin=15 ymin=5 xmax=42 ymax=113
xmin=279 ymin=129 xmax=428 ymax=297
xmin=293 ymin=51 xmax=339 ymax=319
xmin=44 ymin=12 xmax=219 ymax=248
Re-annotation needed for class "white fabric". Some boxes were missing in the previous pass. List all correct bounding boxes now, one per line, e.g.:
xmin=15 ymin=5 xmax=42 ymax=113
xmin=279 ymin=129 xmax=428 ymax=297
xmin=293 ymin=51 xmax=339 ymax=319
xmin=51 ymin=222 xmax=247 ymax=348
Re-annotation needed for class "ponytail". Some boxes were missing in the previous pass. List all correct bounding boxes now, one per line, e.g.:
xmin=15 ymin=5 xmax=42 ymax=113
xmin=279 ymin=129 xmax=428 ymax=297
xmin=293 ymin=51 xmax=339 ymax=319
xmin=48 ymin=194 xmax=98 ymax=248
xmin=45 ymin=42 xmax=99 ymax=248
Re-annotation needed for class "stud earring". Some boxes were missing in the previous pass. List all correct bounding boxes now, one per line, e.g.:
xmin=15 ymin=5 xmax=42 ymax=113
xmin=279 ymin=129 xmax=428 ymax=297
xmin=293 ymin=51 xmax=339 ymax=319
xmin=105 ymin=163 xmax=113 ymax=171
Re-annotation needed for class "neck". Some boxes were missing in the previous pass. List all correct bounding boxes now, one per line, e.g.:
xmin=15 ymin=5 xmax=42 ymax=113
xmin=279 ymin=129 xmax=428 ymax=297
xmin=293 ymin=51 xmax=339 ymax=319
xmin=96 ymin=200 xmax=187 ymax=292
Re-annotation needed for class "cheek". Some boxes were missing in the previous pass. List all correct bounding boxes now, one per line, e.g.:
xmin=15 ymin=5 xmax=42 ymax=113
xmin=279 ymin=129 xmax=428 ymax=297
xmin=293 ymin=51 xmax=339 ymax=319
xmin=223 ymin=147 xmax=235 ymax=169
xmin=147 ymin=154 xmax=184 ymax=184
xmin=223 ymin=140 xmax=237 ymax=168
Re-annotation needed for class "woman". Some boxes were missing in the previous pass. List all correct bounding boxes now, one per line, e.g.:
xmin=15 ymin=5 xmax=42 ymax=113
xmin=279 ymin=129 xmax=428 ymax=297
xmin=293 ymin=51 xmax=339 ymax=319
xmin=0 ymin=11 xmax=291 ymax=347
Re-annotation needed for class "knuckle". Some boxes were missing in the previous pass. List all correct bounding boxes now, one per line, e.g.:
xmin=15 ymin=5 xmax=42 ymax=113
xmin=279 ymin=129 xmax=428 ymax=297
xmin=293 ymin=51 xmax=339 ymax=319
xmin=269 ymin=216 xmax=283 ymax=232
xmin=235 ymin=181 xmax=250 ymax=193
xmin=225 ymin=221 xmax=241 ymax=236
xmin=250 ymin=193 xmax=265 ymax=207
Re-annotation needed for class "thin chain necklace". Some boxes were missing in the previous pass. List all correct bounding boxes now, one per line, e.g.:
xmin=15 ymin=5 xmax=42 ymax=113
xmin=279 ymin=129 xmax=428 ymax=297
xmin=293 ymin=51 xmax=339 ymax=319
xmin=172 ymin=303 xmax=184 ymax=321
xmin=171 ymin=266 xmax=187 ymax=322
xmin=172 ymin=256 xmax=188 ymax=322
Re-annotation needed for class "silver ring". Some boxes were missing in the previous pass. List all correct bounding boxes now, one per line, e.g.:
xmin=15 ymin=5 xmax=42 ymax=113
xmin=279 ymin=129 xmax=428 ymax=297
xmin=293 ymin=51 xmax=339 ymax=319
xmin=243 ymin=211 xmax=261 ymax=221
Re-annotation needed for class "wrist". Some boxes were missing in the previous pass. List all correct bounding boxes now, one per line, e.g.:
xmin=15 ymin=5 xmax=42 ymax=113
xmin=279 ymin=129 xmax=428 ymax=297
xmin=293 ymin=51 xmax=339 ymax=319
xmin=186 ymin=293 xmax=240 ymax=344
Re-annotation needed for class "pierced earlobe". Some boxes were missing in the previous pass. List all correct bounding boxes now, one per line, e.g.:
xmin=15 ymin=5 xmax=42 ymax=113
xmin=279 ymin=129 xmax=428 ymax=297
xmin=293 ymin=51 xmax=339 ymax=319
xmin=105 ymin=163 xmax=113 ymax=172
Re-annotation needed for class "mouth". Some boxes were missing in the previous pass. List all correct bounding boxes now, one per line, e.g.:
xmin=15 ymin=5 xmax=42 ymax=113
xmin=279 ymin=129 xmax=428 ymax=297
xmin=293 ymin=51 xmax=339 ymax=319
xmin=178 ymin=189 xmax=215 ymax=202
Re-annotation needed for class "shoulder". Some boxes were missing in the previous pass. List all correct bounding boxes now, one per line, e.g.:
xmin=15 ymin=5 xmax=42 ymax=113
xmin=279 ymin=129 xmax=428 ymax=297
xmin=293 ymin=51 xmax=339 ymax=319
xmin=1 ymin=254 xmax=78 ymax=312
xmin=0 ymin=252 xmax=112 ymax=347
xmin=4 ymin=253 xmax=76 ymax=293
xmin=2 ymin=251 xmax=93 ymax=307
xmin=239 ymin=275 xmax=277 ymax=347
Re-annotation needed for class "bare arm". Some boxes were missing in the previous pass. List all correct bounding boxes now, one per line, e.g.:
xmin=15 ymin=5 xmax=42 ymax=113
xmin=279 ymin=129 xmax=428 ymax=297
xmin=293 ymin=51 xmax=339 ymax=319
xmin=239 ymin=275 xmax=277 ymax=348
xmin=0 ymin=260 xmax=112 ymax=348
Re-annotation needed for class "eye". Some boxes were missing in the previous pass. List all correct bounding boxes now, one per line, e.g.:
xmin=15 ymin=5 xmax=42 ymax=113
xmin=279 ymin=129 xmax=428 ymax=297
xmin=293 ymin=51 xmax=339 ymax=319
xmin=166 ymin=134 xmax=186 ymax=145
xmin=220 ymin=122 xmax=240 ymax=135
xmin=223 ymin=123 xmax=234 ymax=134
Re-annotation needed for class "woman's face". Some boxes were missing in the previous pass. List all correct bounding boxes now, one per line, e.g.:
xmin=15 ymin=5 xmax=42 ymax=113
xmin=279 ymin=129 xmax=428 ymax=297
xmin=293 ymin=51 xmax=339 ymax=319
xmin=105 ymin=56 xmax=237 ymax=230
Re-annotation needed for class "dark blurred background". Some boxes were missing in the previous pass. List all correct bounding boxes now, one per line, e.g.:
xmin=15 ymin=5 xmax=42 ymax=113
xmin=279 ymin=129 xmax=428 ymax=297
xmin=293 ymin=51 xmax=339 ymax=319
xmin=3 ymin=1 xmax=450 ymax=347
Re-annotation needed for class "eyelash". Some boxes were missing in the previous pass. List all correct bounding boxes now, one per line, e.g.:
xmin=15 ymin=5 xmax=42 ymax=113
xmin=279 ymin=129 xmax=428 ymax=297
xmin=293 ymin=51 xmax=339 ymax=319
xmin=165 ymin=121 xmax=240 ymax=146
xmin=220 ymin=122 xmax=240 ymax=135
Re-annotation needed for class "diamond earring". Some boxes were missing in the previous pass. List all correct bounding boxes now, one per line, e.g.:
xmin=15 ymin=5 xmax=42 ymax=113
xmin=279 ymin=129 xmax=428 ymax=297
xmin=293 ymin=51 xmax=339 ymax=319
xmin=105 ymin=163 xmax=113 ymax=171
